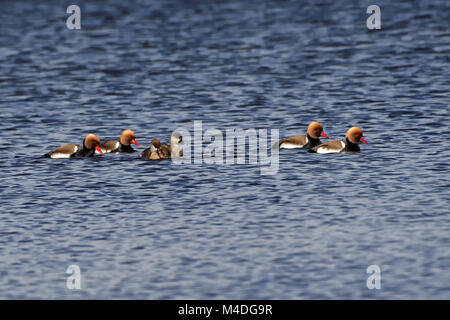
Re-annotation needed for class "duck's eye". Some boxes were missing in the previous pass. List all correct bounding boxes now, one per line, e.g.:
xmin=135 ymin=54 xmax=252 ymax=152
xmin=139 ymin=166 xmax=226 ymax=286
xmin=179 ymin=136 xmax=183 ymax=142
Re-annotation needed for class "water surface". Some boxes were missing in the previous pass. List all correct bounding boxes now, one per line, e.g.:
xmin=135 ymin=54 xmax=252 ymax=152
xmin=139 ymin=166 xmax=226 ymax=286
xmin=0 ymin=0 xmax=449 ymax=299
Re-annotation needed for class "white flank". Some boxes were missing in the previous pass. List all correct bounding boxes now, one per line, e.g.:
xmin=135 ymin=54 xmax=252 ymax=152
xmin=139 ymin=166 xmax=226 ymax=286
xmin=50 ymin=153 xmax=72 ymax=159
xmin=316 ymin=141 xmax=345 ymax=154
xmin=50 ymin=145 xmax=77 ymax=158
xmin=279 ymin=143 xmax=304 ymax=149
xmin=316 ymin=148 xmax=340 ymax=154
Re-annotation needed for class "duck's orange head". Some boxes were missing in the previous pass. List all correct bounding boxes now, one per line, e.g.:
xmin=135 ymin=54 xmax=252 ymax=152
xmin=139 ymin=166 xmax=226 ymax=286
xmin=120 ymin=129 xmax=140 ymax=146
xmin=307 ymin=121 xmax=329 ymax=139
xmin=84 ymin=134 xmax=103 ymax=154
xmin=346 ymin=127 xmax=368 ymax=144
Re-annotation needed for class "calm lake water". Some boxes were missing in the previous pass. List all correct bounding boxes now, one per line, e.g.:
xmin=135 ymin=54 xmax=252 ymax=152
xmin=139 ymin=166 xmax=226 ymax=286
xmin=0 ymin=0 xmax=449 ymax=299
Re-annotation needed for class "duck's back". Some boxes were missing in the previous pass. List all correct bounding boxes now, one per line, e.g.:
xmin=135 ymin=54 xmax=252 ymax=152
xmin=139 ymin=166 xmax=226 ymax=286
xmin=45 ymin=144 xmax=82 ymax=158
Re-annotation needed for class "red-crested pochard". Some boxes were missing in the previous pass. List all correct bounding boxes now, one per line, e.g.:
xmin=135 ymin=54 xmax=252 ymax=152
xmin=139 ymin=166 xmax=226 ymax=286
xmin=160 ymin=132 xmax=183 ymax=159
xmin=311 ymin=127 xmax=368 ymax=153
xmin=97 ymin=129 xmax=141 ymax=154
xmin=141 ymin=139 xmax=164 ymax=160
xmin=45 ymin=134 xmax=103 ymax=158
xmin=278 ymin=121 xmax=329 ymax=149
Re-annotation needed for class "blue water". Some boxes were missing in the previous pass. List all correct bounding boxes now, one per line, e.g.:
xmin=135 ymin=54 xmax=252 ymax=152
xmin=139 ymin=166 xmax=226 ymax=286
xmin=0 ymin=0 xmax=449 ymax=299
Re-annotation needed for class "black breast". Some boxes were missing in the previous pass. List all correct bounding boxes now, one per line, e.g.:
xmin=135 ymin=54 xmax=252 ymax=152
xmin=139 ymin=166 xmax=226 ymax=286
xmin=70 ymin=147 xmax=96 ymax=158
xmin=344 ymin=138 xmax=360 ymax=152
xmin=118 ymin=144 xmax=135 ymax=153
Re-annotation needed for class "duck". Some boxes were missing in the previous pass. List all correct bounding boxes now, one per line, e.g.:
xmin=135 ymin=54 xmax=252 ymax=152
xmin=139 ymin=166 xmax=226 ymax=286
xmin=141 ymin=139 xmax=164 ymax=160
xmin=45 ymin=134 xmax=103 ymax=158
xmin=311 ymin=127 xmax=368 ymax=153
xmin=160 ymin=132 xmax=184 ymax=159
xmin=278 ymin=121 xmax=329 ymax=149
xmin=97 ymin=129 xmax=141 ymax=154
